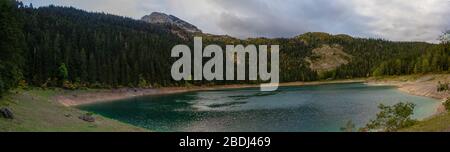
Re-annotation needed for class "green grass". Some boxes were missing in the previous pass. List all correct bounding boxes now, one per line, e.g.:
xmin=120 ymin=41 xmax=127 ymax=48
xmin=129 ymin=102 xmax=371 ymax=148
xmin=401 ymin=112 xmax=450 ymax=132
xmin=0 ymin=88 xmax=147 ymax=132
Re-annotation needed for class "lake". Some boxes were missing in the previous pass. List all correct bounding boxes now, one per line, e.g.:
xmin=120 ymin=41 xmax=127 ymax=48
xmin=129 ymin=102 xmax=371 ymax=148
xmin=78 ymin=83 xmax=440 ymax=132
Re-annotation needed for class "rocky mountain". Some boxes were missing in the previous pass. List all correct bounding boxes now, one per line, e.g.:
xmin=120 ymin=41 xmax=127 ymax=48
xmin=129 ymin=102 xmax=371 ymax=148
xmin=305 ymin=44 xmax=352 ymax=74
xmin=141 ymin=12 xmax=202 ymax=33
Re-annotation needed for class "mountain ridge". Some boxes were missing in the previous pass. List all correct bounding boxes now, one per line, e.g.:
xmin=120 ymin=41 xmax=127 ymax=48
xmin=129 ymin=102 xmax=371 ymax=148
xmin=141 ymin=12 xmax=202 ymax=33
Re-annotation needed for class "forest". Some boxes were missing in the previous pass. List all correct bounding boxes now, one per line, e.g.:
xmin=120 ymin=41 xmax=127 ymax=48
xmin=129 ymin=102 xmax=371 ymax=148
xmin=0 ymin=0 xmax=449 ymax=96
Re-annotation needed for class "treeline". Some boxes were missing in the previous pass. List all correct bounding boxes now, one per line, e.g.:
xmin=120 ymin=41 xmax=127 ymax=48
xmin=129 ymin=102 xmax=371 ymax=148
xmin=371 ymin=44 xmax=449 ymax=76
xmin=0 ymin=0 xmax=448 ymax=96
xmin=303 ymin=33 xmax=449 ymax=79
xmin=0 ymin=0 xmax=25 ymax=96
xmin=20 ymin=4 xmax=185 ymax=89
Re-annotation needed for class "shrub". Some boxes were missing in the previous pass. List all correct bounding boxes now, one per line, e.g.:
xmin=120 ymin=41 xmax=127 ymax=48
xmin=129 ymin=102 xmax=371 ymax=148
xmin=443 ymin=98 xmax=450 ymax=112
xmin=62 ymin=80 xmax=77 ymax=90
xmin=364 ymin=102 xmax=417 ymax=132
xmin=437 ymin=81 xmax=449 ymax=92
xmin=17 ymin=80 xmax=28 ymax=90
xmin=138 ymin=75 xmax=149 ymax=88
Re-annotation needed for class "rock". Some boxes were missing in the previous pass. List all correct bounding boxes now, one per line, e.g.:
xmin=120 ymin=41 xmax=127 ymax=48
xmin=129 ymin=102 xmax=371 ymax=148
xmin=141 ymin=12 xmax=202 ymax=33
xmin=0 ymin=107 xmax=14 ymax=119
xmin=78 ymin=114 xmax=95 ymax=122
xmin=64 ymin=114 xmax=72 ymax=117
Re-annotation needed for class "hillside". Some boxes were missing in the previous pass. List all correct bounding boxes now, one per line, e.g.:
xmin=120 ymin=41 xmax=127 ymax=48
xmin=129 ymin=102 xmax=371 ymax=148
xmin=305 ymin=44 xmax=352 ymax=74
xmin=0 ymin=2 xmax=448 ymax=96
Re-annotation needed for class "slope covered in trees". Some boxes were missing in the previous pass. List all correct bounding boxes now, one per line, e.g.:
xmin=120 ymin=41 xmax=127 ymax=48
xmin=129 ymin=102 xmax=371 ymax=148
xmin=0 ymin=0 xmax=25 ymax=97
xmin=0 ymin=1 xmax=448 ymax=96
xmin=20 ymin=4 xmax=184 ymax=88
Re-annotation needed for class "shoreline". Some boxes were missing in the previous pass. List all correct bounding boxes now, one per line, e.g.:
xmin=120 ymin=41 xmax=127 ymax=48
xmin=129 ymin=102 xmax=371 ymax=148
xmin=366 ymin=74 xmax=449 ymax=100
xmin=56 ymin=79 xmax=365 ymax=106
xmin=56 ymin=74 xmax=449 ymax=108
xmin=366 ymin=74 xmax=449 ymax=114
xmin=51 ymin=74 xmax=448 ymax=132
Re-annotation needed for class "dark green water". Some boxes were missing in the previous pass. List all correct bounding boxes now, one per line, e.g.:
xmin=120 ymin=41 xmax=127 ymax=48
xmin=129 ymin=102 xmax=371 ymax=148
xmin=78 ymin=83 xmax=439 ymax=132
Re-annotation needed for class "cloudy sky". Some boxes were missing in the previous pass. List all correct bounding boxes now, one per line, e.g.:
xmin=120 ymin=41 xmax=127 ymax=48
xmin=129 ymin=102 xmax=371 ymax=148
xmin=20 ymin=0 xmax=450 ymax=43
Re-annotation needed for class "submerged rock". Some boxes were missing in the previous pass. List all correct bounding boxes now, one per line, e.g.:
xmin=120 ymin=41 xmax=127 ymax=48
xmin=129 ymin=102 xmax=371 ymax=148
xmin=78 ymin=114 xmax=95 ymax=122
xmin=0 ymin=107 xmax=14 ymax=119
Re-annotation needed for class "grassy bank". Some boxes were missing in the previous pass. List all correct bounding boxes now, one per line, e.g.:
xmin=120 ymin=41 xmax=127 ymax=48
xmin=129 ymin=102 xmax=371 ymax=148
xmin=0 ymin=88 xmax=147 ymax=132
xmin=401 ymin=113 xmax=450 ymax=132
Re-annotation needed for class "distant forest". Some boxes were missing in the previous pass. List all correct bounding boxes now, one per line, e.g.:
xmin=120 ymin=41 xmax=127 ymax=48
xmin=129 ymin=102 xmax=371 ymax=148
xmin=1 ymin=0 xmax=449 ymax=96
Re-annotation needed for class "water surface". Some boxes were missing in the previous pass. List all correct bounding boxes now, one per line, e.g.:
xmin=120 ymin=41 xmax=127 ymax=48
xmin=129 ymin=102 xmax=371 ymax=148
xmin=78 ymin=83 xmax=439 ymax=132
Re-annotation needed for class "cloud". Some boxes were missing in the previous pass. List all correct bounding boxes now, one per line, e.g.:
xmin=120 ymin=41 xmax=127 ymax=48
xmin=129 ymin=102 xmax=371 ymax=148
xmin=349 ymin=0 xmax=450 ymax=42
xmin=20 ymin=0 xmax=450 ymax=42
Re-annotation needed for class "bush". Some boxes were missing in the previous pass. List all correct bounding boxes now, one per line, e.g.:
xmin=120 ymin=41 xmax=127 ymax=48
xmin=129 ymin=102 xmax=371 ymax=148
xmin=62 ymin=80 xmax=77 ymax=90
xmin=138 ymin=75 xmax=150 ymax=88
xmin=437 ymin=82 xmax=449 ymax=92
xmin=17 ymin=80 xmax=28 ymax=90
xmin=364 ymin=102 xmax=417 ymax=132
xmin=444 ymin=98 xmax=450 ymax=112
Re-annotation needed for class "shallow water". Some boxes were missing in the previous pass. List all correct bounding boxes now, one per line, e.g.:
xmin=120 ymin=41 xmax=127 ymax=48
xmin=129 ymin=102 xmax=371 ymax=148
xmin=78 ymin=83 xmax=440 ymax=132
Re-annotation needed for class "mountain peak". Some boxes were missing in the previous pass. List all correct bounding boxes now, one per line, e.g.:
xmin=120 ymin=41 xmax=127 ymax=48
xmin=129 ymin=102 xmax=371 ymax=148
xmin=141 ymin=12 xmax=202 ymax=33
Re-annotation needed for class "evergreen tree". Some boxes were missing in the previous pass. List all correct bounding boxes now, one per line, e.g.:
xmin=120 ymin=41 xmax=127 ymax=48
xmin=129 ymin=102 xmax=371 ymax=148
xmin=0 ymin=0 xmax=25 ymax=96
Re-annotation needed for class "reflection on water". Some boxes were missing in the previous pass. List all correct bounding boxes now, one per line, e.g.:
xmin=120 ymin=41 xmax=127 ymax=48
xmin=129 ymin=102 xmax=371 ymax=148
xmin=78 ymin=83 xmax=440 ymax=132
xmin=229 ymin=91 xmax=281 ymax=100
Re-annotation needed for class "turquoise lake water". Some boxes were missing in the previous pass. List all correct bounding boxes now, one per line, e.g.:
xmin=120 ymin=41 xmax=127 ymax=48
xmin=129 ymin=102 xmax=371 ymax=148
xmin=78 ymin=83 xmax=440 ymax=132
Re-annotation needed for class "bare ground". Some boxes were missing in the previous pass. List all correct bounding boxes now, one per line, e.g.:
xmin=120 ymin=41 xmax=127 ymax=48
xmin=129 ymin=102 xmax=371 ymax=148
xmin=367 ymin=74 xmax=449 ymax=100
